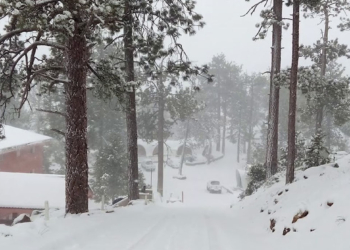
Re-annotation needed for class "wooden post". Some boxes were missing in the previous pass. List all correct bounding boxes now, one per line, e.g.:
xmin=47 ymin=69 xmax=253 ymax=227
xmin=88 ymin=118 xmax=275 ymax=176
xmin=145 ymin=194 xmax=148 ymax=205
xmin=44 ymin=201 xmax=49 ymax=221
xmin=182 ymin=191 xmax=184 ymax=203
xmin=101 ymin=195 xmax=105 ymax=211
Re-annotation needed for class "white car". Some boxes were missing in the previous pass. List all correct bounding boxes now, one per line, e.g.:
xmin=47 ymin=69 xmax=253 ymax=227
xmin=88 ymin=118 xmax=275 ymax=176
xmin=207 ymin=180 xmax=222 ymax=194
xmin=141 ymin=160 xmax=156 ymax=171
xmin=166 ymin=158 xmax=179 ymax=169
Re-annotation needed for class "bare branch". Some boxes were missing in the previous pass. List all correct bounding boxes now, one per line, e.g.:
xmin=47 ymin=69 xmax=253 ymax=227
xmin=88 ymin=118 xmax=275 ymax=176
xmin=104 ymin=34 xmax=125 ymax=49
xmin=0 ymin=28 xmax=37 ymax=43
xmin=32 ymin=41 xmax=66 ymax=50
xmin=51 ymin=129 xmax=65 ymax=136
xmin=37 ymin=108 xmax=67 ymax=118
xmin=241 ymin=0 xmax=268 ymax=17
xmin=87 ymin=63 xmax=102 ymax=81
xmin=39 ymin=74 xmax=70 ymax=84
xmin=33 ymin=66 xmax=65 ymax=75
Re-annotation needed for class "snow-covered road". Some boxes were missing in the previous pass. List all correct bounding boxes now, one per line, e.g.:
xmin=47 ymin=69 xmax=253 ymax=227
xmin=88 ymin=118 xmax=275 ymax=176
xmin=2 ymin=142 xmax=261 ymax=250
xmin=122 ymin=207 xmax=242 ymax=250
xmin=3 ymin=142 xmax=350 ymax=250
xmin=10 ymin=204 xmax=264 ymax=250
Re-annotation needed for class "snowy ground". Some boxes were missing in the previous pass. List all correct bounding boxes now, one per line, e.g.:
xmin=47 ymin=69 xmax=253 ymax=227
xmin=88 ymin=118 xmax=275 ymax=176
xmin=2 ymin=142 xmax=350 ymax=250
xmin=141 ymin=146 xmax=243 ymax=207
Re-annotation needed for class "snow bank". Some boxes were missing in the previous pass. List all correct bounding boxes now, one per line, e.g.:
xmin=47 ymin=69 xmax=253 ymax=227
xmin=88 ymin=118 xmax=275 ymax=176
xmin=0 ymin=173 xmax=65 ymax=209
xmin=0 ymin=201 xmax=158 ymax=250
xmin=231 ymin=154 xmax=350 ymax=249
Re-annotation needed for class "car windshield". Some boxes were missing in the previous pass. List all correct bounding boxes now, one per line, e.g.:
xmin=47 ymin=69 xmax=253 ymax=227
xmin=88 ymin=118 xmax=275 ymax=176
xmin=145 ymin=161 xmax=153 ymax=165
xmin=211 ymin=181 xmax=220 ymax=185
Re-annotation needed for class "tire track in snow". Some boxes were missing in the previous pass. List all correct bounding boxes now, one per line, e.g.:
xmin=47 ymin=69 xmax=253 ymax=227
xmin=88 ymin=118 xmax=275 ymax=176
xmin=205 ymin=213 xmax=223 ymax=250
xmin=124 ymin=213 xmax=174 ymax=250
xmin=124 ymin=209 xmax=212 ymax=250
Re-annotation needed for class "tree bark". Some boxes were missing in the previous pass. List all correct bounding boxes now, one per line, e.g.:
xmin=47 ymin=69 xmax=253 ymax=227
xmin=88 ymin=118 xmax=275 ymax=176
xmin=65 ymin=33 xmax=89 ymax=214
xmin=247 ymin=82 xmax=254 ymax=164
xmin=266 ymin=0 xmax=282 ymax=178
xmin=157 ymin=76 xmax=165 ymax=196
xmin=266 ymin=20 xmax=276 ymax=164
xmin=124 ymin=1 xmax=139 ymax=200
xmin=222 ymin=101 xmax=226 ymax=154
xmin=286 ymin=0 xmax=300 ymax=185
xmin=316 ymin=5 xmax=329 ymax=131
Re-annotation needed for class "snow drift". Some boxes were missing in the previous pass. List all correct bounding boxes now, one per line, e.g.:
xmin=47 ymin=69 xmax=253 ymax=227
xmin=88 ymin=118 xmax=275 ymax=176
xmin=231 ymin=154 xmax=350 ymax=249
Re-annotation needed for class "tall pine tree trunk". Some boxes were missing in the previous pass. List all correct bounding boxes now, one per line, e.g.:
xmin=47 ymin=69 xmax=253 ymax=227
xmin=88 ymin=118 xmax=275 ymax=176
xmin=266 ymin=0 xmax=282 ymax=178
xmin=179 ymin=120 xmax=190 ymax=175
xmin=230 ymin=120 xmax=234 ymax=142
xmin=222 ymin=102 xmax=226 ymax=154
xmin=266 ymin=21 xmax=276 ymax=163
xmin=65 ymin=32 xmax=89 ymax=214
xmin=316 ymin=6 xmax=329 ymax=131
xmin=216 ymin=93 xmax=221 ymax=151
xmin=124 ymin=2 xmax=139 ymax=200
xmin=286 ymin=0 xmax=300 ymax=185
xmin=157 ymin=77 xmax=165 ymax=196
xmin=247 ymin=82 xmax=254 ymax=164
xmin=242 ymin=136 xmax=247 ymax=154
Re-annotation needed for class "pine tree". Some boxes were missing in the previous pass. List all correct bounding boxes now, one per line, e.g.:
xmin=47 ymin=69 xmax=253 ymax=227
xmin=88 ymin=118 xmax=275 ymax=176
xmin=280 ymin=132 xmax=306 ymax=169
xmin=252 ymin=123 xmax=268 ymax=165
xmin=286 ymin=0 xmax=300 ymax=184
xmin=100 ymin=0 xmax=212 ymax=199
xmin=302 ymin=0 xmax=350 ymax=130
xmin=305 ymin=131 xmax=330 ymax=168
xmin=138 ymin=72 xmax=201 ymax=194
xmin=265 ymin=0 xmax=283 ymax=178
xmin=0 ymin=0 xmax=127 ymax=214
xmin=244 ymin=0 xmax=284 ymax=178
xmin=91 ymin=132 xmax=145 ymax=203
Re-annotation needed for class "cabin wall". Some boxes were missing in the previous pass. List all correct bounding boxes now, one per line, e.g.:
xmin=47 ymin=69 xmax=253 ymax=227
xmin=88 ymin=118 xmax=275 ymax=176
xmin=0 ymin=144 xmax=45 ymax=173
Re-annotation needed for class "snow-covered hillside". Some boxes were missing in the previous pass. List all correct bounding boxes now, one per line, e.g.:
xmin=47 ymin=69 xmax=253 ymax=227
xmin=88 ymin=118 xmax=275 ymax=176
xmin=1 ymin=142 xmax=350 ymax=250
xmin=231 ymin=154 xmax=350 ymax=249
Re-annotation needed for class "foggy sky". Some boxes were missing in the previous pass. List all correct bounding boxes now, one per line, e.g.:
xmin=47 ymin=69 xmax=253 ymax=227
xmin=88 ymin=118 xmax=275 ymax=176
xmin=180 ymin=0 xmax=350 ymax=74
xmin=1 ymin=1 xmax=349 ymax=76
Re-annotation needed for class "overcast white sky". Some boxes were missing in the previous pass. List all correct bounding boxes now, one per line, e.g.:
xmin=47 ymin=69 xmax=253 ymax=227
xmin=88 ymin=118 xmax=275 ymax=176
xmin=179 ymin=0 xmax=350 ymax=74
xmin=2 ymin=1 xmax=349 ymax=75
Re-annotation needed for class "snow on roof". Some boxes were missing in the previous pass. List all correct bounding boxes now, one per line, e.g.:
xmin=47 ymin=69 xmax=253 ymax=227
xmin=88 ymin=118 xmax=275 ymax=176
xmin=0 ymin=125 xmax=51 ymax=151
xmin=0 ymin=172 xmax=65 ymax=209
